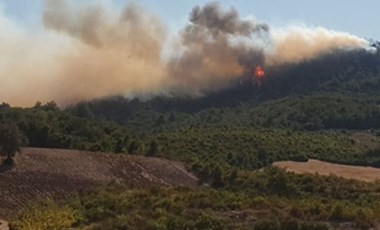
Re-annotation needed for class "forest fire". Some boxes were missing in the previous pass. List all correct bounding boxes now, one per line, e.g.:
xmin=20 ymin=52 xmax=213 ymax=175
xmin=0 ymin=1 xmax=371 ymax=106
xmin=253 ymin=66 xmax=265 ymax=86
xmin=254 ymin=66 xmax=265 ymax=78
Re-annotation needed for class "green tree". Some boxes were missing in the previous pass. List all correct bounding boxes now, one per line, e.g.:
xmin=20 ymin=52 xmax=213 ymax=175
xmin=114 ymin=139 xmax=125 ymax=153
xmin=211 ymin=165 xmax=224 ymax=188
xmin=0 ymin=123 xmax=24 ymax=165
xmin=128 ymin=140 xmax=139 ymax=155
xmin=146 ymin=141 xmax=158 ymax=157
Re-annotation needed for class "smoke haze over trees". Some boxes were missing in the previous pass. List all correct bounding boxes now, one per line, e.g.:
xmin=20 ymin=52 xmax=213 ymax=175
xmin=0 ymin=1 xmax=373 ymax=106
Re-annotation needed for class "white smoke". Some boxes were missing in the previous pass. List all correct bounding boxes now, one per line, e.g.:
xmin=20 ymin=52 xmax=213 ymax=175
xmin=266 ymin=25 xmax=370 ymax=65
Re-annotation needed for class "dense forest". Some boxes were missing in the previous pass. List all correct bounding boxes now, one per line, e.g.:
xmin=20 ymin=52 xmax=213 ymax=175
xmin=3 ymin=47 xmax=380 ymax=229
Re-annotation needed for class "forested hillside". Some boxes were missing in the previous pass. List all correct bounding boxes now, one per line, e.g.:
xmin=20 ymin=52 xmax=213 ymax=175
xmin=2 ymin=48 xmax=380 ymax=182
xmin=3 ymin=47 xmax=380 ymax=229
xmin=68 ymin=48 xmax=380 ymax=130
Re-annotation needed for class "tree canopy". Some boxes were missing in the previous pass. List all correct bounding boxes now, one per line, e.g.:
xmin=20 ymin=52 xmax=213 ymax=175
xmin=0 ymin=123 xmax=24 ymax=165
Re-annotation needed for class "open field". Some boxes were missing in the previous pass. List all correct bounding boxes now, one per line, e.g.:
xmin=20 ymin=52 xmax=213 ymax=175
xmin=0 ymin=148 xmax=197 ymax=220
xmin=273 ymin=159 xmax=380 ymax=182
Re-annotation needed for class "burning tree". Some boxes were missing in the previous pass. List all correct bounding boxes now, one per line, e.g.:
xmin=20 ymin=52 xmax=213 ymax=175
xmin=253 ymin=66 xmax=265 ymax=87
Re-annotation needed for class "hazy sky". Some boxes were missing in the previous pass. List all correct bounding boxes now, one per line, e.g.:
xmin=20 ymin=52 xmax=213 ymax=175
xmin=1 ymin=0 xmax=379 ymax=39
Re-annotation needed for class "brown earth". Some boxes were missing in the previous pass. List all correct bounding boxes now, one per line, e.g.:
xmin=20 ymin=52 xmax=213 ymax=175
xmin=0 ymin=220 xmax=8 ymax=230
xmin=273 ymin=159 xmax=380 ymax=182
xmin=0 ymin=148 xmax=198 ymax=220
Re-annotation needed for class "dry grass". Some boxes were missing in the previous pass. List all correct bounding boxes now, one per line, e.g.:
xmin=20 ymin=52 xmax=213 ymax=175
xmin=0 ymin=148 xmax=198 ymax=220
xmin=273 ymin=159 xmax=380 ymax=182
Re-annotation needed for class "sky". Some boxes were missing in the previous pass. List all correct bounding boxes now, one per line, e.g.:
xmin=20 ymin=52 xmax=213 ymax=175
xmin=1 ymin=0 xmax=379 ymax=39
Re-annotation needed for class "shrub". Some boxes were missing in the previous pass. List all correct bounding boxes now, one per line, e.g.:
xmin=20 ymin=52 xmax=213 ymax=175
xmin=299 ymin=222 xmax=329 ymax=230
xmin=281 ymin=218 xmax=300 ymax=230
xmin=9 ymin=200 xmax=78 ymax=230
xmin=254 ymin=218 xmax=280 ymax=230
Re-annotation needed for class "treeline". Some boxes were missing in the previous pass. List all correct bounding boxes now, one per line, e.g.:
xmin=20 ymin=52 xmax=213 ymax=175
xmin=238 ymin=93 xmax=380 ymax=130
xmin=262 ymin=49 xmax=380 ymax=98
xmin=0 ymin=102 xmax=135 ymax=153
xmin=2 ymin=101 xmax=380 ymax=171
xmin=69 ymin=93 xmax=380 ymax=132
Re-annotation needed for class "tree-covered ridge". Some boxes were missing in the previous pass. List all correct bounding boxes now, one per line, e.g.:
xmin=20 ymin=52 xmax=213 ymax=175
xmin=0 ymin=102 xmax=133 ymax=153
xmin=238 ymin=94 xmax=380 ymax=130
xmin=158 ymin=127 xmax=359 ymax=168
xmin=67 ymin=48 xmax=380 ymax=120
xmin=2 ymin=98 xmax=380 ymax=171
xmin=68 ymin=93 xmax=380 ymax=134
xmin=262 ymin=49 xmax=380 ymax=97
xmin=66 ymin=49 xmax=380 ymax=133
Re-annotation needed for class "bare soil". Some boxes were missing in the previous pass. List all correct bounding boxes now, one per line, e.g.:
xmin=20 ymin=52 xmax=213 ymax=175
xmin=0 ymin=220 xmax=8 ymax=230
xmin=273 ymin=159 xmax=380 ymax=182
xmin=0 ymin=148 xmax=198 ymax=220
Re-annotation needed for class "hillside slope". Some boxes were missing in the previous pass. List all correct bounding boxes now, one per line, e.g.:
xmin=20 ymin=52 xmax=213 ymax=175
xmin=0 ymin=148 xmax=197 ymax=219
xmin=68 ymin=49 xmax=380 ymax=112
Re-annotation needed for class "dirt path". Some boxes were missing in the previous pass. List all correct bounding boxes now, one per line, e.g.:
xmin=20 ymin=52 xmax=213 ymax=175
xmin=0 ymin=220 xmax=8 ymax=230
xmin=0 ymin=148 xmax=198 ymax=220
xmin=273 ymin=159 xmax=380 ymax=182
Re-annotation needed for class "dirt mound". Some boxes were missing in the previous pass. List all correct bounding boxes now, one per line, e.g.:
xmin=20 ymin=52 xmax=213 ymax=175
xmin=273 ymin=159 xmax=380 ymax=182
xmin=0 ymin=148 xmax=198 ymax=219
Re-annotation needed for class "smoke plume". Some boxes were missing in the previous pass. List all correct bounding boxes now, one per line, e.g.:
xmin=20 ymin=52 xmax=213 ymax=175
xmin=43 ymin=0 xmax=167 ymax=104
xmin=0 ymin=1 xmax=372 ymax=106
xmin=266 ymin=25 xmax=370 ymax=65
xmin=167 ymin=2 xmax=269 ymax=95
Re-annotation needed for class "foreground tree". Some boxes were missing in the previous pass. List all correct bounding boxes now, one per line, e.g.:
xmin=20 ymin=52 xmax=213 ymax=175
xmin=146 ymin=141 xmax=158 ymax=157
xmin=0 ymin=123 xmax=23 ymax=165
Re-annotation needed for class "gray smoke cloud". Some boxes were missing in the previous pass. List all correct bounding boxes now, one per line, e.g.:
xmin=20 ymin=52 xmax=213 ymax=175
xmin=0 ymin=1 xmax=372 ymax=106
xmin=190 ymin=2 xmax=269 ymax=36
xmin=168 ymin=2 xmax=269 ymax=95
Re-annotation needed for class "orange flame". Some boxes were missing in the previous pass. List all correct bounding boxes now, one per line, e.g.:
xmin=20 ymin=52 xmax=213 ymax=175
xmin=254 ymin=66 xmax=265 ymax=78
xmin=253 ymin=66 xmax=265 ymax=87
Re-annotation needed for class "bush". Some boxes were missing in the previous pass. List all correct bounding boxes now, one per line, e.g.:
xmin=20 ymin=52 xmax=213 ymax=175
xmin=254 ymin=218 xmax=280 ymax=230
xmin=194 ymin=213 xmax=226 ymax=230
xmin=9 ymin=200 xmax=78 ymax=230
xmin=281 ymin=218 xmax=300 ymax=230
xmin=2 ymin=157 xmax=14 ymax=166
xmin=299 ymin=222 xmax=329 ymax=230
